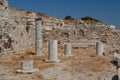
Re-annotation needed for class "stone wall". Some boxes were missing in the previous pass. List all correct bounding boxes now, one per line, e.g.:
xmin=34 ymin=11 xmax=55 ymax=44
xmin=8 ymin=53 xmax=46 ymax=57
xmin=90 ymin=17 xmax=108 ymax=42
xmin=0 ymin=0 xmax=120 ymax=53
xmin=0 ymin=0 xmax=8 ymax=11
xmin=42 ymin=24 xmax=120 ymax=49
xmin=0 ymin=2 xmax=72 ymax=53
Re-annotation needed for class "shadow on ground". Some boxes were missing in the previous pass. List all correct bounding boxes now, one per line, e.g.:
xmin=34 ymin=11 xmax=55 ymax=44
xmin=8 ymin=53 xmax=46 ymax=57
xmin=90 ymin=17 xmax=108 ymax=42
xmin=112 ymin=75 xmax=118 ymax=80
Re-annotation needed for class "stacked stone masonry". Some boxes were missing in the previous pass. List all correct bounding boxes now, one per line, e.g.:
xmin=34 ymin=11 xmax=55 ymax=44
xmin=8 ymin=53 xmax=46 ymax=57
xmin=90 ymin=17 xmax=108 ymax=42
xmin=0 ymin=0 xmax=120 ymax=53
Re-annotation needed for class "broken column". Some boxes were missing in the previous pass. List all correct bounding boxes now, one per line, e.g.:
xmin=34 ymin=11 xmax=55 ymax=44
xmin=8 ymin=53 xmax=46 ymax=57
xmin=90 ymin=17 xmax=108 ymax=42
xmin=21 ymin=61 xmax=33 ymax=70
xmin=64 ymin=43 xmax=72 ymax=56
xmin=17 ymin=60 xmax=39 ymax=74
xmin=118 ymin=68 xmax=120 ymax=80
xmin=117 ymin=59 xmax=120 ymax=80
xmin=35 ymin=18 xmax=42 ymax=56
xmin=48 ymin=40 xmax=59 ymax=62
xmin=96 ymin=41 xmax=104 ymax=56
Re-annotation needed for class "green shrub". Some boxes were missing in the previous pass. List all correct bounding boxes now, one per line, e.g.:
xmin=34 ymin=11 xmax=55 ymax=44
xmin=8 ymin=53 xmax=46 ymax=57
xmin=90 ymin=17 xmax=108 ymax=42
xmin=64 ymin=15 xmax=75 ymax=20
xmin=81 ymin=16 xmax=102 ymax=23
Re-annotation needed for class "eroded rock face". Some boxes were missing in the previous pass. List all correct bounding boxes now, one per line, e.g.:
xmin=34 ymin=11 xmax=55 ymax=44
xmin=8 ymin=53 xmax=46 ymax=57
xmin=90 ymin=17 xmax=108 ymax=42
xmin=0 ymin=0 xmax=120 ymax=54
xmin=1 ymin=12 xmax=120 ymax=54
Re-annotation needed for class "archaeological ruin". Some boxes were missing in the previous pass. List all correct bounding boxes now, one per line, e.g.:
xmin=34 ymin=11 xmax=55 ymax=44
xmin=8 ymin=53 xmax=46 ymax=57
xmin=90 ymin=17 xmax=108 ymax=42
xmin=17 ymin=60 xmax=39 ymax=74
xmin=1 ymin=0 xmax=120 ymax=80
xmin=0 ymin=0 xmax=120 ymax=54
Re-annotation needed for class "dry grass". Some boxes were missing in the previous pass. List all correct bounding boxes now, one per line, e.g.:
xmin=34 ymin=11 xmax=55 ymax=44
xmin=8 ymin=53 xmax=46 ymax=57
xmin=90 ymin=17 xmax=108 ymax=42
xmin=0 ymin=47 xmax=54 ymax=69
xmin=0 ymin=44 xmax=117 ymax=79
xmin=86 ymin=72 xmax=93 ymax=77
xmin=64 ymin=48 xmax=116 ymax=74
xmin=34 ymin=61 xmax=54 ymax=70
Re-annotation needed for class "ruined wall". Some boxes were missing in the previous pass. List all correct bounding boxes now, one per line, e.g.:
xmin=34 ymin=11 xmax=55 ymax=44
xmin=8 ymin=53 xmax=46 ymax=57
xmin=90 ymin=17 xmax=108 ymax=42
xmin=0 ymin=0 xmax=67 ymax=53
xmin=42 ymin=23 xmax=120 ymax=50
xmin=0 ymin=0 xmax=120 ymax=54
xmin=0 ymin=0 xmax=8 ymax=20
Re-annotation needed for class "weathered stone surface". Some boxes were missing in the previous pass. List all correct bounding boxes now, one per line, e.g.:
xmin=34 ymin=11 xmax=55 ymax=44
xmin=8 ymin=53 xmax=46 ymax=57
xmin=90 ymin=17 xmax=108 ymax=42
xmin=0 ymin=0 xmax=120 ymax=54
xmin=96 ymin=41 xmax=104 ymax=56
xmin=21 ymin=60 xmax=33 ymax=70
xmin=35 ymin=18 xmax=42 ymax=56
xmin=48 ymin=40 xmax=59 ymax=62
xmin=17 ymin=60 xmax=39 ymax=74
xmin=118 ymin=68 xmax=120 ymax=80
xmin=64 ymin=43 xmax=72 ymax=56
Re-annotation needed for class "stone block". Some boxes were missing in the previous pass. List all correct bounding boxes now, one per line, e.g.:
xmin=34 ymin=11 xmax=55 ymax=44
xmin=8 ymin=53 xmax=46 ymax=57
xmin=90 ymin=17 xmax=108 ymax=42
xmin=64 ymin=43 xmax=72 ymax=56
xmin=96 ymin=41 xmax=104 ymax=56
xmin=17 ymin=60 xmax=39 ymax=74
xmin=44 ymin=40 xmax=59 ymax=63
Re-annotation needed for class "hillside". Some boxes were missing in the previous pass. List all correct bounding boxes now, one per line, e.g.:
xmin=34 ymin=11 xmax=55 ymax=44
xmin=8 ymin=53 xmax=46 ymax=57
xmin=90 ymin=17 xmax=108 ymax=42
xmin=0 ymin=0 xmax=120 ymax=80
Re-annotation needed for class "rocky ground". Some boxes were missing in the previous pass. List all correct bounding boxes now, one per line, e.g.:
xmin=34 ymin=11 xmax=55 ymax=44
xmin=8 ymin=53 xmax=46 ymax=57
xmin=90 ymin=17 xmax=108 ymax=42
xmin=0 ymin=44 xmax=118 ymax=80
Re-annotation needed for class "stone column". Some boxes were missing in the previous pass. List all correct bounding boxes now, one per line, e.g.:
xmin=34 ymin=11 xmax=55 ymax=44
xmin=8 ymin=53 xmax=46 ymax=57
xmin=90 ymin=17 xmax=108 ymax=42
xmin=64 ymin=43 xmax=72 ymax=56
xmin=118 ymin=68 xmax=120 ymax=80
xmin=96 ymin=41 xmax=104 ymax=56
xmin=21 ymin=60 xmax=33 ymax=70
xmin=17 ymin=60 xmax=39 ymax=73
xmin=48 ymin=40 xmax=58 ymax=62
xmin=35 ymin=18 xmax=42 ymax=56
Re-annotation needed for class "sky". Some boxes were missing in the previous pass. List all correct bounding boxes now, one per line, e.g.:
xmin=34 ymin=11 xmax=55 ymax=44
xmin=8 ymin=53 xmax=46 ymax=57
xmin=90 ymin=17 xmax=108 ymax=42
xmin=9 ymin=0 xmax=120 ymax=28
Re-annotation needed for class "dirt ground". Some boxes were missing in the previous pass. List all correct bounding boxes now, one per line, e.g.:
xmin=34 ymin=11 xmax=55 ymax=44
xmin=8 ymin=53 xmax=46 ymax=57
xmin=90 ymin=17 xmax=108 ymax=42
xmin=0 ymin=44 xmax=118 ymax=80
